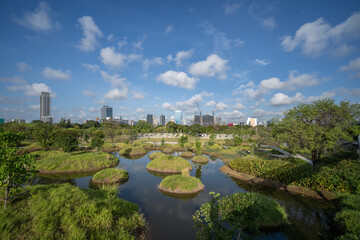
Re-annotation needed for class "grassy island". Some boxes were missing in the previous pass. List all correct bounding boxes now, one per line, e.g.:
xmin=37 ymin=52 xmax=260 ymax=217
xmin=119 ymin=146 xmax=147 ymax=156
xmin=149 ymin=151 xmax=165 ymax=160
xmin=180 ymin=151 xmax=194 ymax=158
xmin=159 ymin=175 xmax=204 ymax=194
xmin=162 ymin=147 xmax=174 ymax=154
xmin=33 ymin=150 xmax=118 ymax=174
xmin=92 ymin=168 xmax=129 ymax=184
xmin=146 ymin=155 xmax=192 ymax=173
xmin=192 ymin=155 xmax=209 ymax=163
xmin=0 ymin=184 xmax=147 ymax=240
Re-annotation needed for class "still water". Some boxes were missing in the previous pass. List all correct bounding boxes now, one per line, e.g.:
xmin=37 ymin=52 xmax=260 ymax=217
xmin=34 ymin=151 xmax=336 ymax=240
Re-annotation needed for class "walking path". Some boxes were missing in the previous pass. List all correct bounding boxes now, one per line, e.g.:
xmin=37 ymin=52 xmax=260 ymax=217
xmin=260 ymin=145 xmax=313 ymax=166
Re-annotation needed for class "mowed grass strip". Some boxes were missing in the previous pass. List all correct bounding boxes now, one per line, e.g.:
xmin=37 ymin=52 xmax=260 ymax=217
xmin=33 ymin=150 xmax=118 ymax=173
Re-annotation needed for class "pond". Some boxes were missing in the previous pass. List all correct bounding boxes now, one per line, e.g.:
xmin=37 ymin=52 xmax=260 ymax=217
xmin=33 ymin=151 xmax=337 ymax=240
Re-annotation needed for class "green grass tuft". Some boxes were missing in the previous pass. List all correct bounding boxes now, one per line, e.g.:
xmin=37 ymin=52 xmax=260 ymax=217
xmin=149 ymin=151 xmax=165 ymax=160
xmin=92 ymin=168 xmax=129 ymax=183
xmin=146 ymin=155 xmax=192 ymax=173
xmin=119 ymin=146 xmax=147 ymax=156
xmin=160 ymin=175 xmax=204 ymax=193
xmin=180 ymin=151 xmax=194 ymax=158
xmin=192 ymin=155 xmax=209 ymax=163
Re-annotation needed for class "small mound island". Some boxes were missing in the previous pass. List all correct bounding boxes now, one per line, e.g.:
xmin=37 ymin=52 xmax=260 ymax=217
xmin=192 ymin=155 xmax=209 ymax=163
xmin=180 ymin=151 xmax=194 ymax=158
xmin=119 ymin=146 xmax=146 ymax=156
xmin=161 ymin=148 xmax=174 ymax=154
xmin=149 ymin=151 xmax=165 ymax=160
xmin=146 ymin=155 xmax=192 ymax=173
xmin=92 ymin=168 xmax=129 ymax=184
xmin=159 ymin=174 xmax=204 ymax=194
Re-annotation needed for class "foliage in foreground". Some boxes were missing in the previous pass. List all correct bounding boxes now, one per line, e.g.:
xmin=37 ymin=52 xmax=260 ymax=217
xmin=335 ymin=192 xmax=360 ymax=240
xmin=229 ymin=152 xmax=360 ymax=194
xmin=0 ymin=184 xmax=147 ymax=240
xmin=193 ymin=192 xmax=288 ymax=240
xmin=33 ymin=150 xmax=118 ymax=172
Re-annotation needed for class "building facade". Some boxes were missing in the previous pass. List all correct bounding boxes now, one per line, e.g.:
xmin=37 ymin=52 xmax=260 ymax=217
xmin=146 ymin=114 xmax=153 ymax=125
xmin=194 ymin=114 xmax=214 ymax=126
xmin=175 ymin=110 xmax=182 ymax=125
xmin=40 ymin=92 xmax=51 ymax=122
xmin=246 ymin=117 xmax=258 ymax=127
xmin=160 ymin=114 xmax=165 ymax=126
xmin=101 ymin=105 xmax=113 ymax=120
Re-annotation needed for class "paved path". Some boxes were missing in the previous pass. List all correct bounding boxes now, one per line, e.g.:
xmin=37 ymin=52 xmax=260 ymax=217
xmin=260 ymin=145 xmax=313 ymax=165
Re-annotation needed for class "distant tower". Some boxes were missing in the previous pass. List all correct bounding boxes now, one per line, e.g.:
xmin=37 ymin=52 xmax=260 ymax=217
xmin=160 ymin=114 xmax=165 ymax=126
xmin=146 ymin=114 xmax=153 ymax=125
xmin=101 ymin=105 xmax=113 ymax=120
xmin=40 ymin=92 xmax=51 ymax=122
xmin=175 ymin=110 xmax=182 ymax=125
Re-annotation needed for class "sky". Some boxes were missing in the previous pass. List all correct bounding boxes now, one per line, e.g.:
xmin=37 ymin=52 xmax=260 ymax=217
xmin=1 ymin=0 xmax=360 ymax=124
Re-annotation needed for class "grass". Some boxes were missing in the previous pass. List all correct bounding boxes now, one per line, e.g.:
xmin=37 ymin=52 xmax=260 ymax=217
xmin=146 ymin=155 xmax=192 ymax=173
xmin=33 ymin=150 xmax=118 ymax=173
xmin=180 ymin=151 xmax=194 ymax=158
xmin=149 ymin=151 xmax=165 ymax=160
xmin=162 ymin=147 xmax=174 ymax=154
xmin=159 ymin=175 xmax=204 ymax=194
xmin=119 ymin=146 xmax=147 ymax=156
xmin=92 ymin=168 xmax=129 ymax=184
xmin=192 ymin=155 xmax=209 ymax=163
xmin=335 ymin=193 xmax=360 ymax=239
xmin=208 ymin=143 xmax=223 ymax=150
xmin=0 ymin=184 xmax=147 ymax=240
xmin=115 ymin=142 xmax=129 ymax=149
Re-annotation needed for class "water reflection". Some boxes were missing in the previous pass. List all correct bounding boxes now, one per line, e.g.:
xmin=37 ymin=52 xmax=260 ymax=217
xmin=32 ymin=150 xmax=336 ymax=240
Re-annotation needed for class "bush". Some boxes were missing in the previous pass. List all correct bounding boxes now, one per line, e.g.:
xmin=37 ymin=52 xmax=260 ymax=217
xmin=335 ymin=193 xmax=360 ymax=239
xmin=208 ymin=143 xmax=222 ymax=150
xmin=92 ymin=168 xmax=129 ymax=184
xmin=0 ymin=184 xmax=147 ymax=239
xmin=119 ymin=146 xmax=146 ymax=156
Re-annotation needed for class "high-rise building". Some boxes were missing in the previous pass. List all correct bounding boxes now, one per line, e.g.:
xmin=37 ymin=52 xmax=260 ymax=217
xmin=40 ymin=92 xmax=51 ymax=122
xmin=194 ymin=114 xmax=214 ymax=126
xmin=153 ymin=116 xmax=159 ymax=126
xmin=101 ymin=105 xmax=113 ymax=120
xmin=175 ymin=110 xmax=182 ymax=125
xmin=160 ymin=114 xmax=165 ymax=126
xmin=146 ymin=114 xmax=153 ymax=125
xmin=246 ymin=117 xmax=258 ymax=127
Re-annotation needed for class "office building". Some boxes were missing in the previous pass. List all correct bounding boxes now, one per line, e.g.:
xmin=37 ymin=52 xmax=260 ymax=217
xmin=146 ymin=114 xmax=153 ymax=125
xmin=175 ymin=110 xmax=182 ymax=125
xmin=160 ymin=114 xmax=165 ymax=126
xmin=246 ymin=117 xmax=258 ymax=127
xmin=153 ymin=115 xmax=159 ymax=126
xmin=40 ymin=92 xmax=51 ymax=122
xmin=12 ymin=118 xmax=25 ymax=123
xmin=101 ymin=105 xmax=113 ymax=120
xmin=194 ymin=114 xmax=214 ymax=127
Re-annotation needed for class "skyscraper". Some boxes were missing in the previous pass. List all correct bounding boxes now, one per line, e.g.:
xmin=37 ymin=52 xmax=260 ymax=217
xmin=40 ymin=92 xmax=51 ymax=122
xmin=194 ymin=114 xmax=214 ymax=126
xmin=101 ymin=105 xmax=113 ymax=120
xmin=146 ymin=114 xmax=153 ymax=125
xmin=175 ymin=110 xmax=182 ymax=125
xmin=160 ymin=114 xmax=165 ymax=126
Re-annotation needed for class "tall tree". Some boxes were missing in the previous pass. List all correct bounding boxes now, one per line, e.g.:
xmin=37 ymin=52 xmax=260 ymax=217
xmin=0 ymin=130 xmax=36 ymax=208
xmin=33 ymin=123 xmax=57 ymax=150
xmin=274 ymin=99 xmax=360 ymax=165
xmin=57 ymin=129 xmax=79 ymax=153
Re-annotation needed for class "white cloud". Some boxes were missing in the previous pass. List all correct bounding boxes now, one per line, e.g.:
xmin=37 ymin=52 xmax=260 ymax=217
xmin=157 ymin=70 xmax=199 ymax=90
xmin=205 ymin=100 xmax=216 ymax=107
xmin=167 ymin=49 xmax=194 ymax=67
xmin=77 ymin=16 xmax=103 ymax=52
xmin=222 ymin=110 xmax=245 ymax=120
xmin=100 ymin=47 xmax=141 ymax=68
xmin=223 ymin=2 xmax=243 ymax=15
xmin=281 ymin=12 xmax=360 ymax=57
xmin=29 ymin=105 xmax=40 ymax=111
xmin=262 ymin=17 xmax=276 ymax=30
xmin=104 ymin=88 xmax=128 ymax=100
xmin=162 ymin=102 xmax=175 ymax=111
xmin=189 ymin=54 xmax=229 ymax=80
xmin=13 ymin=1 xmax=58 ymax=32
xmin=136 ymin=108 xmax=145 ymax=113
xmin=143 ymin=57 xmax=164 ymax=71
xmin=118 ymin=37 xmax=128 ymax=48
xmin=132 ymin=34 xmax=147 ymax=50
xmin=339 ymin=57 xmax=360 ymax=78
xmin=349 ymin=88 xmax=360 ymax=96
xmin=17 ymin=62 xmax=32 ymax=72
xmin=165 ymin=25 xmax=173 ymax=33
xmin=0 ymin=76 xmax=27 ymax=85
xmin=78 ymin=110 xmax=86 ymax=119
xmin=133 ymin=92 xmax=145 ymax=99
xmin=205 ymin=101 xmax=228 ymax=111
xmin=270 ymin=92 xmax=305 ymax=106
xmin=7 ymin=82 xmax=56 ymax=97
xmin=107 ymin=34 xmax=114 ymax=41
xmin=42 ymin=67 xmax=70 ymax=80
xmin=82 ymin=63 xmax=100 ymax=72
xmin=88 ymin=107 xmax=98 ymax=112
xmin=94 ymin=99 xmax=107 ymax=105
xmin=200 ymin=21 xmax=244 ymax=50
xmin=233 ymin=102 xmax=245 ymax=110
xmin=254 ymin=58 xmax=271 ymax=66
xmin=83 ymin=90 xmax=95 ymax=97
xmin=248 ymin=3 xmax=277 ymax=30
xmin=119 ymin=106 xmax=131 ymax=111
xmin=306 ymin=89 xmax=338 ymax=102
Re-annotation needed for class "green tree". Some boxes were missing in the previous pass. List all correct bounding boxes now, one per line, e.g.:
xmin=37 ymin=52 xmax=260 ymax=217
xmin=274 ymin=99 xmax=360 ymax=165
xmin=195 ymin=138 xmax=202 ymax=155
xmin=0 ymin=130 xmax=36 ymax=208
xmin=166 ymin=121 xmax=178 ymax=133
xmin=33 ymin=123 xmax=57 ymax=150
xmin=134 ymin=120 xmax=152 ymax=133
xmin=90 ymin=130 xmax=105 ymax=153
xmin=207 ymin=133 xmax=216 ymax=147
xmin=161 ymin=137 xmax=165 ymax=146
xmin=57 ymin=129 xmax=79 ymax=153
xmin=102 ymin=122 xmax=117 ymax=142
xmin=178 ymin=135 xmax=189 ymax=151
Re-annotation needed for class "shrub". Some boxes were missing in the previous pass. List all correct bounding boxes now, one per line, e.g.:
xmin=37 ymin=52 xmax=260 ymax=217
xmin=180 ymin=151 xmax=194 ymax=158
xmin=92 ymin=168 xmax=129 ymax=184
xmin=335 ymin=193 xmax=360 ymax=239
xmin=119 ymin=146 xmax=146 ymax=156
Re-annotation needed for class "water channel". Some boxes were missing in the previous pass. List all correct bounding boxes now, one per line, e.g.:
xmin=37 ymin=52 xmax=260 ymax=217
xmin=34 ymin=151 xmax=337 ymax=240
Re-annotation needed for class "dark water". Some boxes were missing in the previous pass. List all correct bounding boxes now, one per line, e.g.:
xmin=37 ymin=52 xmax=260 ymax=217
xmin=34 ymin=151 xmax=336 ymax=240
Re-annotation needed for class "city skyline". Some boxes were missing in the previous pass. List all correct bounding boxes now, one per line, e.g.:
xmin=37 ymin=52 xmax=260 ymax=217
xmin=1 ymin=1 xmax=360 ymax=123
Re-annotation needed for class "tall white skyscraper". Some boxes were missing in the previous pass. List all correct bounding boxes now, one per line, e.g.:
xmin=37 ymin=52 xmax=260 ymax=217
xmin=175 ymin=110 xmax=182 ymax=125
xmin=101 ymin=105 xmax=113 ymax=120
xmin=40 ymin=92 xmax=51 ymax=122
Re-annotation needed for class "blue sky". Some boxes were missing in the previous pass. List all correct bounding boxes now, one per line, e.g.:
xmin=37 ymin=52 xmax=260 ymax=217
xmin=1 ymin=0 xmax=360 ymax=124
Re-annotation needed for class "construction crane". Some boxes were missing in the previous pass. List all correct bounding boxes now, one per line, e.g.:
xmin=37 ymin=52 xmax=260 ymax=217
xmin=195 ymin=101 xmax=203 ymax=126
